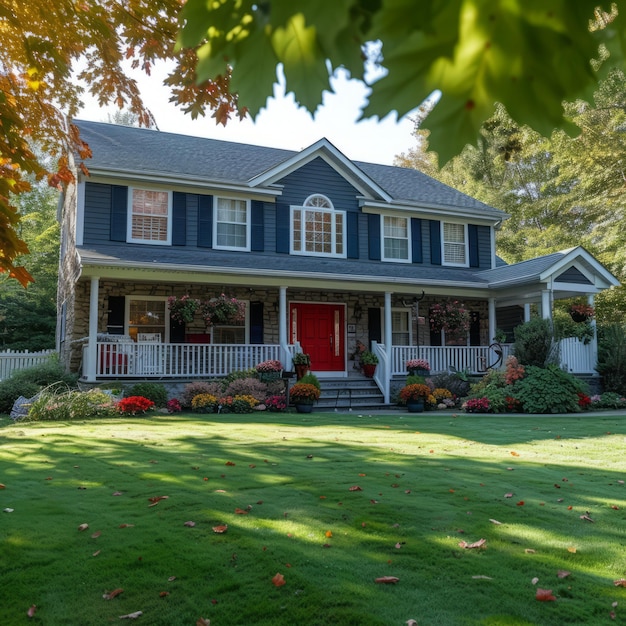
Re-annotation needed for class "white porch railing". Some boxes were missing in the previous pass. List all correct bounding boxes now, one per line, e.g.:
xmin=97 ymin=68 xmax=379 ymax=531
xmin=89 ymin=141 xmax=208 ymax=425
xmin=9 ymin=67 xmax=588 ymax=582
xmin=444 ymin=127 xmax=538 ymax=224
xmin=89 ymin=342 xmax=293 ymax=378
xmin=0 ymin=349 xmax=56 ymax=381
xmin=558 ymin=338 xmax=596 ymax=374
xmin=391 ymin=344 xmax=513 ymax=376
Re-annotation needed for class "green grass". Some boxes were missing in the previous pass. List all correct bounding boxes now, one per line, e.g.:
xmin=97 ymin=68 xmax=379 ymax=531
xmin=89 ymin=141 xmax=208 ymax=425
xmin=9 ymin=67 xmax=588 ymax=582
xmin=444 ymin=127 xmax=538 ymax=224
xmin=2 ymin=411 xmax=626 ymax=625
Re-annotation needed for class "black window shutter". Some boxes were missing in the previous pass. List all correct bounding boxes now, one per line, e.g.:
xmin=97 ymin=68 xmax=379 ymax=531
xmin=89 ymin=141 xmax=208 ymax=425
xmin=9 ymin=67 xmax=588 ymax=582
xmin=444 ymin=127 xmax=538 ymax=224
xmin=172 ymin=192 xmax=187 ymax=246
xmin=368 ymin=214 xmax=381 ymax=260
xmin=170 ymin=318 xmax=186 ymax=343
xmin=249 ymin=301 xmax=264 ymax=343
xmin=276 ymin=204 xmax=290 ymax=253
xmin=107 ymin=296 xmax=125 ymax=334
xmin=468 ymin=224 xmax=479 ymax=267
xmin=197 ymin=195 xmax=213 ymax=248
xmin=110 ymin=186 xmax=128 ymax=242
xmin=347 ymin=211 xmax=359 ymax=259
xmin=411 ymin=218 xmax=423 ymax=263
xmin=368 ymin=307 xmax=382 ymax=344
xmin=251 ymin=201 xmax=264 ymax=251
xmin=429 ymin=220 xmax=442 ymax=265
xmin=469 ymin=311 xmax=480 ymax=345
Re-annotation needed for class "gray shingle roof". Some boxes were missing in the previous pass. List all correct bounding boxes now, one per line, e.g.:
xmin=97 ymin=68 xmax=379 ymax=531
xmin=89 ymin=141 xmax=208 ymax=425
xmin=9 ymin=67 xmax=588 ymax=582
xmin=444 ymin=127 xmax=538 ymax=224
xmin=74 ymin=120 xmax=505 ymax=216
xmin=477 ymin=252 xmax=568 ymax=286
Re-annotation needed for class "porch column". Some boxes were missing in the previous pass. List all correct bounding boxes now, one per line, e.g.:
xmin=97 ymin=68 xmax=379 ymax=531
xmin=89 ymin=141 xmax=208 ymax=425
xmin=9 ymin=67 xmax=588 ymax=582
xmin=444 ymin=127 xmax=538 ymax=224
xmin=541 ymin=289 xmax=552 ymax=320
xmin=588 ymin=294 xmax=598 ymax=375
xmin=85 ymin=276 xmax=100 ymax=382
xmin=383 ymin=292 xmax=392 ymax=404
xmin=488 ymin=298 xmax=496 ymax=342
xmin=278 ymin=286 xmax=290 ymax=368
xmin=524 ymin=303 xmax=531 ymax=322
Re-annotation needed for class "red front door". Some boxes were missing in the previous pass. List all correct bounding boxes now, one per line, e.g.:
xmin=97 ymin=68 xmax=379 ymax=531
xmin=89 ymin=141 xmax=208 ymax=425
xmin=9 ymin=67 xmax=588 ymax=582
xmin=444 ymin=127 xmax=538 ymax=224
xmin=291 ymin=303 xmax=345 ymax=372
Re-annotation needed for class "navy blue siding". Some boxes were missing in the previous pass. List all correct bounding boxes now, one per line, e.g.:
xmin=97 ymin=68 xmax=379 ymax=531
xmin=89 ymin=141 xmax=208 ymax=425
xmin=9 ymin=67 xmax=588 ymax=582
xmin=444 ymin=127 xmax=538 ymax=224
xmin=368 ymin=214 xmax=381 ymax=260
xmin=276 ymin=204 xmax=290 ymax=253
xmin=251 ymin=200 xmax=265 ymax=251
xmin=429 ymin=220 xmax=442 ymax=265
xmin=411 ymin=218 xmax=423 ymax=263
xmin=172 ymin=192 xmax=187 ymax=246
xmin=556 ymin=266 xmax=592 ymax=284
xmin=197 ymin=195 xmax=213 ymax=248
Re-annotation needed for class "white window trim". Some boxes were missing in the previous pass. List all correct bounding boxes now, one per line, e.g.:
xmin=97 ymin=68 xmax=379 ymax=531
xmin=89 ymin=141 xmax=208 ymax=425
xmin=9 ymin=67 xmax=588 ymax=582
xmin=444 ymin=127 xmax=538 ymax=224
xmin=441 ymin=221 xmax=469 ymax=268
xmin=381 ymin=307 xmax=413 ymax=345
xmin=289 ymin=203 xmax=347 ymax=258
xmin=126 ymin=296 xmax=170 ymax=342
xmin=381 ymin=215 xmax=412 ymax=263
xmin=212 ymin=196 xmax=251 ymax=252
xmin=127 ymin=187 xmax=172 ymax=245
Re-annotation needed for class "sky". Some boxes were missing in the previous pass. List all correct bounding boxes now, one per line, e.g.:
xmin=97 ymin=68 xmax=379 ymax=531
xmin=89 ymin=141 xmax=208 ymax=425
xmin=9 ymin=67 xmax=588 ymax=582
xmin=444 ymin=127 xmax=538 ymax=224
xmin=78 ymin=65 xmax=421 ymax=166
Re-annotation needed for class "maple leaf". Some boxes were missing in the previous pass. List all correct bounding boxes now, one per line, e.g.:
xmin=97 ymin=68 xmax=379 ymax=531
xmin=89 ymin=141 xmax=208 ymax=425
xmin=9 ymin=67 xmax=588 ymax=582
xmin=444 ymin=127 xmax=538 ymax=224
xmin=349 ymin=486 xmax=362 ymax=491
xmin=196 ymin=618 xmax=211 ymax=626
xmin=557 ymin=570 xmax=571 ymax=579
xmin=535 ymin=588 xmax=556 ymax=602
xmin=148 ymin=495 xmax=169 ymax=507
xmin=103 ymin=588 xmax=124 ymax=600
xmin=614 ymin=579 xmax=626 ymax=587
xmin=235 ymin=508 xmax=248 ymax=515
xmin=159 ymin=591 xmax=169 ymax=597
xmin=212 ymin=525 xmax=228 ymax=533
xmin=517 ymin=501 xmax=525 ymax=506
xmin=567 ymin=547 xmax=577 ymax=553
xmin=272 ymin=573 xmax=286 ymax=587
xmin=459 ymin=538 xmax=486 ymax=549
xmin=375 ymin=576 xmax=400 ymax=584
xmin=0 ymin=484 xmax=6 ymax=489
xmin=325 ymin=530 xmax=333 ymax=538
xmin=225 ymin=461 xmax=236 ymax=466
xmin=510 ymin=451 xmax=520 ymax=457
xmin=27 ymin=605 xmax=36 ymax=618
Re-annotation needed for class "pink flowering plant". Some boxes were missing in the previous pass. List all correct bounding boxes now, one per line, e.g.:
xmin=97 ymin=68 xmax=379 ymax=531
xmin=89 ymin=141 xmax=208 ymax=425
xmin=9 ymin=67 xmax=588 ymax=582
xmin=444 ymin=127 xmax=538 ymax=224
xmin=200 ymin=294 xmax=245 ymax=326
xmin=463 ymin=397 xmax=490 ymax=413
xmin=256 ymin=359 xmax=283 ymax=373
xmin=166 ymin=398 xmax=182 ymax=413
xmin=116 ymin=396 xmax=155 ymax=415
xmin=265 ymin=395 xmax=287 ymax=412
xmin=430 ymin=300 xmax=471 ymax=339
xmin=406 ymin=359 xmax=430 ymax=371
xmin=167 ymin=295 xmax=200 ymax=325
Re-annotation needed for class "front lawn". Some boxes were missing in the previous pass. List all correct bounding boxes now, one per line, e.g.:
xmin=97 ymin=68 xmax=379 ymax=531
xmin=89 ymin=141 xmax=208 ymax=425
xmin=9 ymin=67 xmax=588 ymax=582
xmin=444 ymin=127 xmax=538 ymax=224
xmin=1 ymin=411 xmax=626 ymax=625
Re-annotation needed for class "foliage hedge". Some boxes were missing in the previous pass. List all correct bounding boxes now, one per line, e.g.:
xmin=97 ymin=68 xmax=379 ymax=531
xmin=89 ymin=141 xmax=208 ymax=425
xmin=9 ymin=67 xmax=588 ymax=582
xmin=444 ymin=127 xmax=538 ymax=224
xmin=124 ymin=382 xmax=167 ymax=408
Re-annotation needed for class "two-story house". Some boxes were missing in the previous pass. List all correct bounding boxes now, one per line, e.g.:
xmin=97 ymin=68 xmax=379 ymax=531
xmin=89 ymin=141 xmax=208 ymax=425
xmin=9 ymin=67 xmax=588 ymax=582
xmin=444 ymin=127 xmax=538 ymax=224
xmin=57 ymin=120 xmax=619 ymax=402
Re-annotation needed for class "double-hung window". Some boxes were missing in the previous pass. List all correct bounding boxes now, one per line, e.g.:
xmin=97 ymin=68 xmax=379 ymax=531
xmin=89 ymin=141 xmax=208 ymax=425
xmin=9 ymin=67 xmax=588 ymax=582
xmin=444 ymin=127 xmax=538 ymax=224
xmin=214 ymin=197 xmax=250 ymax=250
xmin=128 ymin=188 xmax=171 ymax=244
xmin=382 ymin=216 xmax=410 ymax=261
xmin=442 ymin=222 xmax=468 ymax=266
xmin=291 ymin=194 xmax=345 ymax=257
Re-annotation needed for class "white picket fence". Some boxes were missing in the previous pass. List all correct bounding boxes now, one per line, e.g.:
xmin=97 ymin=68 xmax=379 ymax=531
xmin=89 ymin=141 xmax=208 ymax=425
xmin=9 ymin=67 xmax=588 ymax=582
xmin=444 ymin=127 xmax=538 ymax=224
xmin=0 ymin=349 xmax=57 ymax=381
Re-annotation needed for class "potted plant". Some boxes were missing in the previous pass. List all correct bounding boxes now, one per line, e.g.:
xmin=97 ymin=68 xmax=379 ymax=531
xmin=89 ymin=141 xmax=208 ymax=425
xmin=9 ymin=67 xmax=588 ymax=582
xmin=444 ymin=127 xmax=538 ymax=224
xmin=360 ymin=351 xmax=379 ymax=378
xmin=289 ymin=382 xmax=321 ymax=413
xmin=292 ymin=352 xmax=311 ymax=379
xmin=167 ymin=295 xmax=200 ymax=325
xmin=569 ymin=303 xmax=595 ymax=323
xmin=200 ymin=294 xmax=246 ymax=326
xmin=256 ymin=359 xmax=283 ymax=381
xmin=399 ymin=383 xmax=431 ymax=412
xmin=406 ymin=358 xmax=430 ymax=377
xmin=430 ymin=300 xmax=471 ymax=340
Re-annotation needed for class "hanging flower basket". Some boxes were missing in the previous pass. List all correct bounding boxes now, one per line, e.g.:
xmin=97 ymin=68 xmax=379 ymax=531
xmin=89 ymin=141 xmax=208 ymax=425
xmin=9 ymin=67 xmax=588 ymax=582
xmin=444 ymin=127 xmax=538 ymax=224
xmin=200 ymin=294 xmax=246 ymax=326
xmin=430 ymin=300 xmax=471 ymax=339
xmin=168 ymin=295 xmax=200 ymax=325
xmin=569 ymin=303 xmax=595 ymax=323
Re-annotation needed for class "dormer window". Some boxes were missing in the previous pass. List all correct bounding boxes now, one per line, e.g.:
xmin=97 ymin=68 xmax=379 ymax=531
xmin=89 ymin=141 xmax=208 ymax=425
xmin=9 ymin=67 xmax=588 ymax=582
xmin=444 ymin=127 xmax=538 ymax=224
xmin=442 ymin=222 xmax=468 ymax=266
xmin=291 ymin=194 xmax=345 ymax=258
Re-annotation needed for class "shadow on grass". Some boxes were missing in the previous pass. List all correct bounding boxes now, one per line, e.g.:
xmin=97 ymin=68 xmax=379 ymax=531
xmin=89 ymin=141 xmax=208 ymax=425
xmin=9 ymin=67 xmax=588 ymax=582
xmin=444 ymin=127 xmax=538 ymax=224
xmin=1 ymin=412 xmax=626 ymax=625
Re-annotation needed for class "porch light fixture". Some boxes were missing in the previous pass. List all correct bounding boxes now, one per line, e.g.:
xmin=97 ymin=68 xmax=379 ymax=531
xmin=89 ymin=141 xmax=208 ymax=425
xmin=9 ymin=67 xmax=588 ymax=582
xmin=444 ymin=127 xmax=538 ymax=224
xmin=353 ymin=302 xmax=363 ymax=322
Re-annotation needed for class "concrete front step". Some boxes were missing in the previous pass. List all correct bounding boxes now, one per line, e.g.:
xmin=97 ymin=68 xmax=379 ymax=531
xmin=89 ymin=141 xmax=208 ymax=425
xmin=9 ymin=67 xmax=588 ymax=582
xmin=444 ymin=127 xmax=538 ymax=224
xmin=315 ymin=376 xmax=387 ymax=410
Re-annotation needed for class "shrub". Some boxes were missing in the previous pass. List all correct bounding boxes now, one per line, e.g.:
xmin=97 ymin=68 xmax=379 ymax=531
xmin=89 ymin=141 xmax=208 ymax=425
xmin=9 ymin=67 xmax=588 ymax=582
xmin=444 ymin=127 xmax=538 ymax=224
xmin=167 ymin=398 xmax=182 ymax=413
xmin=180 ymin=381 xmax=222 ymax=408
xmin=504 ymin=355 xmax=525 ymax=385
xmin=597 ymin=324 xmax=626 ymax=395
xmin=265 ymin=395 xmax=287 ymax=411
xmin=399 ymin=384 xmax=430 ymax=403
xmin=191 ymin=393 xmax=218 ymax=413
xmin=432 ymin=388 xmax=452 ymax=402
xmin=464 ymin=397 xmax=490 ymax=413
xmin=25 ymin=389 xmax=117 ymax=421
xmin=590 ymin=392 xmax=626 ymax=410
xmin=222 ymin=369 xmax=257 ymax=386
xmin=298 ymin=373 xmax=320 ymax=390
xmin=290 ymin=383 xmax=321 ymax=403
xmin=125 ymin=382 xmax=167 ymax=408
xmin=9 ymin=357 xmax=78 ymax=389
xmin=429 ymin=372 xmax=470 ymax=398
xmin=0 ymin=378 xmax=40 ymax=414
xmin=255 ymin=359 xmax=283 ymax=373
xmin=511 ymin=365 xmax=587 ymax=414
xmin=224 ymin=377 xmax=268 ymax=402
xmin=513 ymin=318 xmax=558 ymax=367
xmin=117 ymin=395 xmax=155 ymax=415
xmin=217 ymin=396 xmax=234 ymax=413
xmin=231 ymin=394 xmax=259 ymax=413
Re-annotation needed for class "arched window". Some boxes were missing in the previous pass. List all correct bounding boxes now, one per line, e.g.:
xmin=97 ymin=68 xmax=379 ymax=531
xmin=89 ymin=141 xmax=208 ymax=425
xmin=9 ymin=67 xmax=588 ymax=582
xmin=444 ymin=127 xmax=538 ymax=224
xmin=291 ymin=194 xmax=345 ymax=257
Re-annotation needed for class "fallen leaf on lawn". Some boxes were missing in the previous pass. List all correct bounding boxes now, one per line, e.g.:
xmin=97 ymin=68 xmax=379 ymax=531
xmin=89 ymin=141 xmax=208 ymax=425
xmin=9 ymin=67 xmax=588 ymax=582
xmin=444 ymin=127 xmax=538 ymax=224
xmin=272 ymin=573 xmax=286 ymax=587
xmin=184 ymin=521 xmax=196 ymax=527
xmin=359 ymin=473 xmax=366 ymax=477
xmin=249 ymin=464 xmax=256 ymax=468
xmin=4 ymin=508 xmax=14 ymax=513
xmin=119 ymin=611 xmax=143 ymax=619
xmin=27 ymin=605 xmax=36 ymax=618
xmin=112 ymin=491 xmax=123 ymax=496
xmin=612 ymin=505 xmax=620 ymax=510
xmin=406 ymin=620 xmax=418 ymax=626
xmin=489 ymin=519 xmax=502 ymax=525
xmin=234 ymin=508 xmax=248 ymax=515
xmin=557 ymin=570 xmax=571 ymax=579
xmin=91 ymin=531 xmax=101 ymax=538
xmin=459 ymin=538 xmax=486 ymax=549
xmin=525 ymin=549 xmax=536 ymax=554
xmin=532 ymin=577 xmax=539 ymax=585
xmin=510 ymin=451 xmax=520 ymax=457
xmin=148 ymin=495 xmax=169 ymax=507
xmin=619 ymin=480 xmax=625 ymax=485
xmin=78 ymin=523 xmax=89 ymax=531
xmin=225 ymin=461 xmax=236 ymax=466
xmin=212 ymin=525 xmax=228 ymax=533
xmin=580 ymin=514 xmax=594 ymax=522
xmin=322 ymin=543 xmax=332 ymax=548
xmin=149 ymin=460 xmax=158 ymax=464
xmin=557 ymin=498 xmax=564 ymax=502
xmin=0 ymin=484 xmax=5 ymax=489
xmin=370 ymin=499 xmax=379 ymax=504
xmin=375 ymin=576 xmax=399 ymax=584
xmin=159 ymin=591 xmax=169 ymax=597
xmin=554 ymin=484 xmax=561 ymax=489
xmin=536 ymin=588 xmax=556 ymax=602
xmin=567 ymin=547 xmax=577 ymax=553
xmin=215 ymin=489 xmax=226 ymax=493
xmin=614 ymin=579 xmax=626 ymax=587
xmin=517 ymin=501 xmax=525 ymax=506
xmin=472 ymin=575 xmax=492 ymax=580
xmin=93 ymin=550 xmax=101 ymax=557
xmin=168 ymin=576 xmax=176 ymax=582
xmin=325 ymin=530 xmax=333 ymax=538
xmin=504 ymin=493 xmax=513 ymax=498
xmin=103 ymin=588 xmax=124 ymax=600
xmin=349 ymin=486 xmax=362 ymax=491
xmin=196 ymin=619 xmax=211 ymax=626
xmin=567 ymin=506 xmax=573 ymax=510
xmin=119 ymin=524 xmax=134 ymax=528
xmin=395 ymin=543 xmax=402 ymax=549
